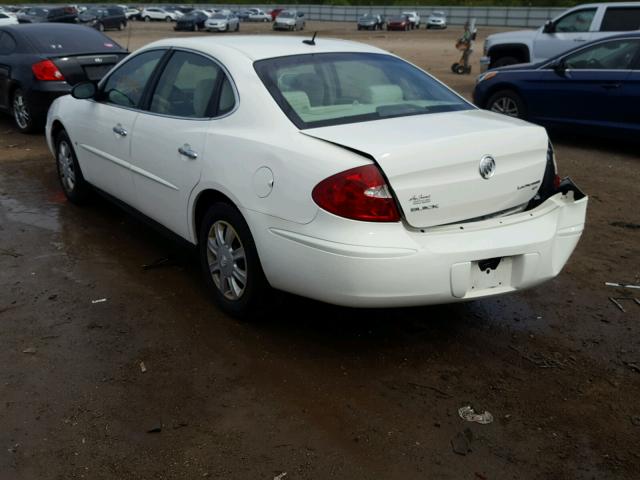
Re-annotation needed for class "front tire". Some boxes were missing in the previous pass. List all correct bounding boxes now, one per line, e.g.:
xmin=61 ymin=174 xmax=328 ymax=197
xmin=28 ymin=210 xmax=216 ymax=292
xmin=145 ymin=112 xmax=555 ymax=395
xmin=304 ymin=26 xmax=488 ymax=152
xmin=118 ymin=21 xmax=125 ymax=31
xmin=165 ymin=16 xmax=172 ymax=22
xmin=199 ymin=203 xmax=268 ymax=319
xmin=486 ymin=90 xmax=526 ymax=119
xmin=55 ymin=130 xmax=91 ymax=204
xmin=144 ymin=15 xmax=150 ymax=22
xmin=96 ymin=22 xmax=104 ymax=31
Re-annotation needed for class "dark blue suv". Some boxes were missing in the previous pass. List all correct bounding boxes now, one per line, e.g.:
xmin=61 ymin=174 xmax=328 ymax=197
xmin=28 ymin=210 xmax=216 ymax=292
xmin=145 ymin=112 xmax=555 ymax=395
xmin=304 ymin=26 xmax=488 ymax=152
xmin=473 ymin=33 xmax=640 ymax=137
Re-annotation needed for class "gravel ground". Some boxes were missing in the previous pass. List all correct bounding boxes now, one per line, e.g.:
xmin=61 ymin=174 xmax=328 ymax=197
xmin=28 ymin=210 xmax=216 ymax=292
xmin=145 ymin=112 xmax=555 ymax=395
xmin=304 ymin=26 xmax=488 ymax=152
xmin=1 ymin=21 xmax=639 ymax=480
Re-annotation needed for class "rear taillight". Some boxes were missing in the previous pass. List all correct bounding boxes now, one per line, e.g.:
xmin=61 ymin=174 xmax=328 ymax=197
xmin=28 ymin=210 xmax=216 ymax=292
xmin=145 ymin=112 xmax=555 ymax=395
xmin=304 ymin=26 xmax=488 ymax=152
xmin=312 ymin=164 xmax=400 ymax=222
xmin=32 ymin=60 xmax=65 ymax=81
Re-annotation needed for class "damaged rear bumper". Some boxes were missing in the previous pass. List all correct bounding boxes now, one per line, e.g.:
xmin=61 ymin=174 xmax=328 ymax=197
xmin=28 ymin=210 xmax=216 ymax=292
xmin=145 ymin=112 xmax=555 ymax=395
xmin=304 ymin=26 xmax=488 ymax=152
xmin=247 ymin=178 xmax=588 ymax=308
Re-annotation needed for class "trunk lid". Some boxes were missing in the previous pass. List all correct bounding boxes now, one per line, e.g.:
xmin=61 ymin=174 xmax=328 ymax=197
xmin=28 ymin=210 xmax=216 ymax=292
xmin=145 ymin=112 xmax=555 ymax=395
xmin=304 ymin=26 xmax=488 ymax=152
xmin=303 ymin=109 xmax=548 ymax=228
xmin=51 ymin=53 xmax=128 ymax=85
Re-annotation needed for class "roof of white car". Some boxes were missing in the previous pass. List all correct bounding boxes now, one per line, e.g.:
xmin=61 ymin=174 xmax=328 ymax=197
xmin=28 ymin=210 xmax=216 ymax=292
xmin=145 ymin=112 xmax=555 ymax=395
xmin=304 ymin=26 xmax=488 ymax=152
xmin=146 ymin=35 xmax=386 ymax=61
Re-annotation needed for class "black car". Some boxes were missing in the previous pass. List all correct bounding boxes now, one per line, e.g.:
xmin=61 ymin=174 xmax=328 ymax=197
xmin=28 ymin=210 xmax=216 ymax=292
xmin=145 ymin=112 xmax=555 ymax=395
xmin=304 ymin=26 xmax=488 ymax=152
xmin=174 ymin=10 xmax=208 ymax=32
xmin=17 ymin=6 xmax=78 ymax=24
xmin=78 ymin=7 xmax=127 ymax=32
xmin=0 ymin=23 xmax=128 ymax=133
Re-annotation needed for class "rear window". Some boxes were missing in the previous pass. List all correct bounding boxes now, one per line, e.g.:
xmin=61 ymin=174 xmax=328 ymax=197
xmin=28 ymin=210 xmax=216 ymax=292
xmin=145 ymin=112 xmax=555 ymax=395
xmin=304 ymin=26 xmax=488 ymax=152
xmin=601 ymin=7 xmax=640 ymax=32
xmin=255 ymin=53 xmax=471 ymax=129
xmin=25 ymin=27 xmax=123 ymax=54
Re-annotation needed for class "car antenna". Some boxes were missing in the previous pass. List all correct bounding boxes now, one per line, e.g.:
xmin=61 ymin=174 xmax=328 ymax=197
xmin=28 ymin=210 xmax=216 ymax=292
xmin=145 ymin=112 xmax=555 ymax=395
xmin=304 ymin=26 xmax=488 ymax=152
xmin=302 ymin=32 xmax=317 ymax=46
xmin=125 ymin=17 xmax=133 ymax=52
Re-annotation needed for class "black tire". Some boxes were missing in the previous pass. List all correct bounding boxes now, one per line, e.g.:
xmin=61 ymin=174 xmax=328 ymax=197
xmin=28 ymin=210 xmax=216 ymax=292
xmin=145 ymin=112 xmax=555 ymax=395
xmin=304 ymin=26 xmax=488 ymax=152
xmin=235 ymin=22 xmax=239 ymax=31
xmin=199 ymin=202 xmax=269 ymax=319
xmin=451 ymin=62 xmax=459 ymax=73
xmin=55 ymin=130 xmax=92 ymax=204
xmin=493 ymin=56 xmax=519 ymax=68
xmin=165 ymin=16 xmax=172 ymax=22
xmin=486 ymin=89 xmax=526 ymax=119
xmin=225 ymin=24 xmax=229 ymax=32
xmin=454 ymin=64 xmax=466 ymax=75
xmin=96 ymin=22 xmax=104 ymax=32
xmin=144 ymin=15 xmax=150 ymax=22
xmin=118 ymin=21 xmax=124 ymax=31
xmin=12 ymin=88 xmax=39 ymax=134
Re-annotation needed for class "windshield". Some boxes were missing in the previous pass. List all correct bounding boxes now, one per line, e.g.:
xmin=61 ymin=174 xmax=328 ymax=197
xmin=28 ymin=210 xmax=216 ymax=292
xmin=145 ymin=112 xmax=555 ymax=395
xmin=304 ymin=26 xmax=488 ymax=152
xmin=27 ymin=8 xmax=48 ymax=15
xmin=432 ymin=12 xmax=445 ymax=17
xmin=279 ymin=11 xmax=294 ymax=18
xmin=212 ymin=14 xmax=227 ymax=19
xmin=255 ymin=53 xmax=472 ymax=129
xmin=86 ymin=8 xmax=105 ymax=16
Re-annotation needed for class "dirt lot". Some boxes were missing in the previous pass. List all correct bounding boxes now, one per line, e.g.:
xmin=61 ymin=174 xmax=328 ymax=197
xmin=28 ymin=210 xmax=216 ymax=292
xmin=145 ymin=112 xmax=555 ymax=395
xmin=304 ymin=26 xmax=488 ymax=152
xmin=1 ymin=21 xmax=640 ymax=480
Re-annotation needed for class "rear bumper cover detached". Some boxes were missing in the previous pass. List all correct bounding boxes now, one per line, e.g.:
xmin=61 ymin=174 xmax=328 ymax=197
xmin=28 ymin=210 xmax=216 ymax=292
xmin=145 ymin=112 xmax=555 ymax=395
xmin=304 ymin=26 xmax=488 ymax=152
xmin=248 ymin=178 xmax=588 ymax=308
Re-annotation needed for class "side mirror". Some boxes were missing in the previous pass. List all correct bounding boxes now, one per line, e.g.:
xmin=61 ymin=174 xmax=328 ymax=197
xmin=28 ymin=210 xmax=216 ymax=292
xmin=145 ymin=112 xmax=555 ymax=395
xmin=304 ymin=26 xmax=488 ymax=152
xmin=551 ymin=59 xmax=567 ymax=75
xmin=543 ymin=20 xmax=554 ymax=34
xmin=71 ymin=81 xmax=97 ymax=100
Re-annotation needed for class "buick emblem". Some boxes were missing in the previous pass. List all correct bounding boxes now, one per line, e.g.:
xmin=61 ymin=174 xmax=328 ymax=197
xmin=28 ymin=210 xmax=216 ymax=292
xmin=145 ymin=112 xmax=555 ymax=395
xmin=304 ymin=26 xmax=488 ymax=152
xmin=479 ymin=155 xmax=496 ymax=179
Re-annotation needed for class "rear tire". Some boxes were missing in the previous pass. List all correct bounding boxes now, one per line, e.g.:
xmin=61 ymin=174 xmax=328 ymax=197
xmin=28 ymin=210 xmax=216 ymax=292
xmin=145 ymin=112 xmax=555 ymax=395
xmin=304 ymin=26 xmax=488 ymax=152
xmin=12 ymin=88 xmax=38 ymax=134
xmin=97 ymin=22 xmax=104 ymax=32
xmin=486 ymin=89 xmax=526 ymax=119
xmin=165 ymin=16 xmax=172 ymax=22
xmin=55 ymin=130 xmax=92 ymax=205
xmin=144 ymin=15 xmax=150 ymax=22
xmin=199 ymin=203 xmax=269 ymax=320
xmin=235 ymin=22 xmax=239 ymax=31
xmin=118 ymin=21 xmax=124 ymax=31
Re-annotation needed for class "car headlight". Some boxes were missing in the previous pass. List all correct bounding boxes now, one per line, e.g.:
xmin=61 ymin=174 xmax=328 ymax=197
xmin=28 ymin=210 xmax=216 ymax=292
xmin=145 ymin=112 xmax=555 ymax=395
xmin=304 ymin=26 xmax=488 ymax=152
xmin=476 ymin=71 xmax=498 ymax=84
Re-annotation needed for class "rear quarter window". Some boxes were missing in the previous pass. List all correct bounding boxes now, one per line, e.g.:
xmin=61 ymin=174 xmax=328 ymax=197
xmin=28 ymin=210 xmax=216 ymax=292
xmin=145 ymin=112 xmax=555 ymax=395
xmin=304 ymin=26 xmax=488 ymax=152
xmin=600 ymin=7 xmax=640 ymax=32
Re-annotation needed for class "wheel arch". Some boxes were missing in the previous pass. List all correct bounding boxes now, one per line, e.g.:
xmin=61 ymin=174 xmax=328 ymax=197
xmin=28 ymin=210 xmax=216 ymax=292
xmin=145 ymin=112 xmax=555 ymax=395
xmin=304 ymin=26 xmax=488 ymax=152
xmin=488 ymin=43 xmax=530 ymax=67
xmin=481 ymin=82 xmax=527 ymax=110
xmin=191 ymin=187 xmax=243 ymax=245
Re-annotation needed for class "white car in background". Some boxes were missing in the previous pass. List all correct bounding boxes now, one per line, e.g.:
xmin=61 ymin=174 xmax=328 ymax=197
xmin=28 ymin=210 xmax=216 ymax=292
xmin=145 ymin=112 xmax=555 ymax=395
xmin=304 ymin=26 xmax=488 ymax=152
xmin=205 ymin=12 xmax=239 ymax=32
xmin=402 ymin=11 xmax=420 ymax=29
xmin=426 ymin=11 xmax=447 ymax=29
xmin=141 ymin=7 xmax=179 ymax=22
xmin=0 ymin=11 xmax=18 ymax=25
xmin=247 ymin=8 xmax=271 ymax=22
xmin=45 ymin=36 xmax=588 ymax=318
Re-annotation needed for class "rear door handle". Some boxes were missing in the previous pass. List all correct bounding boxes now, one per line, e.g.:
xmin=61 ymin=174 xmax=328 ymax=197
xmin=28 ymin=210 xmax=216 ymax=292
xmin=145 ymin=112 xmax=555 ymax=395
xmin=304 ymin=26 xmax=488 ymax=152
xmin=112 ymin=124 xmax=127 ymax=137
xmin=178 ymin=144 xmax=198 ymax=159
xmin=601 ymin=83 xmax=621 ymax=90
xmin=573 ymin=38 xmax=587 ymax=42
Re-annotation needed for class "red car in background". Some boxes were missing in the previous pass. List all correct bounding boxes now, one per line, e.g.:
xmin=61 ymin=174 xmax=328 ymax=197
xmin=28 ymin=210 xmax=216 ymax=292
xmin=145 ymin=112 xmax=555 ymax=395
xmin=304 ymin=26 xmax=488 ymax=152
xmin=386 ymin=15 xmax=410 ymax=31
xmin=270 ymin=8 xmax=284 ymax=21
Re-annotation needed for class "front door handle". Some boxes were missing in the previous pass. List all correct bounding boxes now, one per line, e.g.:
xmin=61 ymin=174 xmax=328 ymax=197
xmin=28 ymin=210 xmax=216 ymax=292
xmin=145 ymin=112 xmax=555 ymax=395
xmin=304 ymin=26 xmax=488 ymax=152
xmin=601 ymin=83 xmax=621 ymax=90
xmin=112 ymin=124 xmax=127 ymax=137
xmin=178 ymin=144 xmax=198 ymax=160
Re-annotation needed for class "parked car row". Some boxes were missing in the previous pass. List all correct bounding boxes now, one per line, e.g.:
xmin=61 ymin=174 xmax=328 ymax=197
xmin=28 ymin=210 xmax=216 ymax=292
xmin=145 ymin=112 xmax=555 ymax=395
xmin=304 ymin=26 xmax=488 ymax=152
xmin=356 ymin=11 xmax=447 ymax=31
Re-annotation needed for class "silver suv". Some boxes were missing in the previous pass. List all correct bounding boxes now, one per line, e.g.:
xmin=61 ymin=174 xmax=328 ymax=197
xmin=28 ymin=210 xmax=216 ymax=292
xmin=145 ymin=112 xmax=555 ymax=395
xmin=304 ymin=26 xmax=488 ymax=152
xmin=481 ymin=2 xmax=640 ymax=70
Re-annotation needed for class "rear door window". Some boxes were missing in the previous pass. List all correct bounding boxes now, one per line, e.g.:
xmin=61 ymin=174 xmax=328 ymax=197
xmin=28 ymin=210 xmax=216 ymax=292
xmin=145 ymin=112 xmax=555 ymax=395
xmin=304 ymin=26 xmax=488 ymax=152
xmin=102 ymin=49 xmax=164 ymax=108
xmin=600 ymin=7 xmax=640 ymax=32
xmin=0 ymin=32 xmax=16 ymax=55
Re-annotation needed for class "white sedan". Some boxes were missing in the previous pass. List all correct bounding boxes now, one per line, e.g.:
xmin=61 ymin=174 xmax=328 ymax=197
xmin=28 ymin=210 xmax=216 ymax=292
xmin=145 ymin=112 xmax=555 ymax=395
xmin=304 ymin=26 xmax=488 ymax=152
xmin=0 ymin=11 xmax=18 ymax=25
xmin=46 ymin=36 xmax=588 ymax=318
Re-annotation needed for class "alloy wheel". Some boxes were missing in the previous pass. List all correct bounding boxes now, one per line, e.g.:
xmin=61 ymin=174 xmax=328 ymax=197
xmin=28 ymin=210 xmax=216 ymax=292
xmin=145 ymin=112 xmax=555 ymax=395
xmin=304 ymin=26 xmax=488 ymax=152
xmin=206 ymin=220 xmax=247 ymax=301
xmin=13 ymin=92 xmax=30 ymax=130
xmin=490 ymin=97 xmax=519 ymax=117
xmin=57 ymin=140 xmax=76 ymax=193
